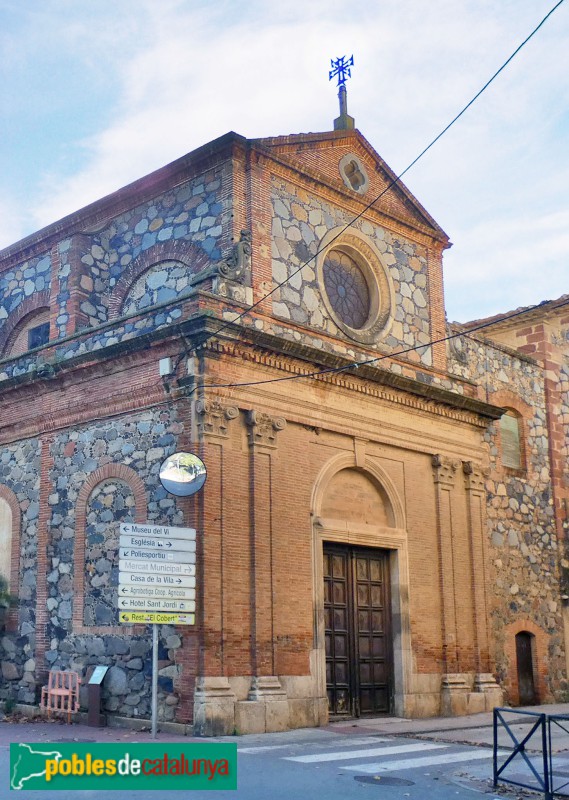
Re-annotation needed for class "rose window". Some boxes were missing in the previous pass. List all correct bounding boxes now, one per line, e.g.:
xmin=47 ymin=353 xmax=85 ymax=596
xmin=322 ymin=250 xmax=371 ymax=329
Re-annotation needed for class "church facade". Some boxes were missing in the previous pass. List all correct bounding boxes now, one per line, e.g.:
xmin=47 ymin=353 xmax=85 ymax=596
xmin=0 ymin=120 xmax=566 ymax=734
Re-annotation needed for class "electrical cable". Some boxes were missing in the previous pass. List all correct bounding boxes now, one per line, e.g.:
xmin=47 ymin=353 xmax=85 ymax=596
xmin=180 ymin=0 xmax=566 ymax=373
xmin=190 ymin=297 xmax=569 ymax=393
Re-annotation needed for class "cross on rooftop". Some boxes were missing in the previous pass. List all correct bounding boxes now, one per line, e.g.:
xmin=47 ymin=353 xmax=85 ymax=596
xmin=329 ymin=55 xmax=354 ymax=87
xmin=330 ymin=55 xmax=355 ymax=130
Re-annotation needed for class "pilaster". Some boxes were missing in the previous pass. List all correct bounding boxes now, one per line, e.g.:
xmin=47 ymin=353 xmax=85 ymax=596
xmin=432 ymin=454 xmax=459 ymax=674
xmin=245 ymin=410 xmax=286 ymax=677
xmin=193 ymin=396 xmax=238 ymax=678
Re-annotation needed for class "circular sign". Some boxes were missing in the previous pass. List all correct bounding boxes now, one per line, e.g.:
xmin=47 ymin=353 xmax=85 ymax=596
xmin=159 ymin=452 xmax=207 ymax=497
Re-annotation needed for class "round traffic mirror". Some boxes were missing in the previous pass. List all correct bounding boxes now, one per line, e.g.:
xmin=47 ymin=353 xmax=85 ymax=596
xmin=159 ymin=452 xmax=207 ymax=497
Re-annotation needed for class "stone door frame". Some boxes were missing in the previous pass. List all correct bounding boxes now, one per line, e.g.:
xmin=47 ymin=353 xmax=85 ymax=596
xmin=311 ymin=452 xmax=412 ymax=718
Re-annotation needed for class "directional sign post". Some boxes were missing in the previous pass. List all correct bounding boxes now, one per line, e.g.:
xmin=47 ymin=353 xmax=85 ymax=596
xmin=116 ymin=521 xmax=198 ymax=739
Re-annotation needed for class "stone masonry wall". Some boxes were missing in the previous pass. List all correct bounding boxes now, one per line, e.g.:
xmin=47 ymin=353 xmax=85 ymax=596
xmin=40 ymin=409 xmax=185 ymax=719
xmin=0 ymin=408 xmax=191 ymax=721
xmin=448 ymin=329 xmax=565 ymax=700
xmin=0 ymin=254 xmax=51 ymax=348
xmin=0 ymin=439 xmax=41 ymax=704
xmin=78 ymin=171 xmax=224 ymax=327
xmin=270 ymin=176 xmax=432 ymax=366
xmin=0 ymin=168 xmax=224 ymax=369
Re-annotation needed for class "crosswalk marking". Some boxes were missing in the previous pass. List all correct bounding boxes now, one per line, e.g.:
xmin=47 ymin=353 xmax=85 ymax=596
xmin=285 ymin=742 xmax=447 ymax=763
xmin=238 ymin=737 xmax=389 ymax=754
xmin=238 ymin=744 xmax=298 ymax=754
xmin=341 ymin=749 xmax=496 ymax=774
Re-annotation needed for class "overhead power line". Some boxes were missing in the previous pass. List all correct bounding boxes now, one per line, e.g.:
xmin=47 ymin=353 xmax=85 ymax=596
xmin=183 ymin=0 xmax=566 ymax=392
xmin=190 ymin=297 xmax=568 ymax=393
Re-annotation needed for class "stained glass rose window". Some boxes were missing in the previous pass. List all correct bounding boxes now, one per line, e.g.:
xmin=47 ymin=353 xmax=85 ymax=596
xmin=322 ymin=250 xmax=371 ymax=329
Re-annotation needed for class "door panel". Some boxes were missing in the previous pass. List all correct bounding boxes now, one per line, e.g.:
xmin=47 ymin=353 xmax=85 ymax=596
xmin=516 ymin=632 xmax=536 ymax=705
xmin=324 ymin=544 xmax=393 ymax=717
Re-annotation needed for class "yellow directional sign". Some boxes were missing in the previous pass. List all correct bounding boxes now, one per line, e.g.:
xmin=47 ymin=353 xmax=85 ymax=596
xmin=120 ymin=611 xmax=195 ymax=625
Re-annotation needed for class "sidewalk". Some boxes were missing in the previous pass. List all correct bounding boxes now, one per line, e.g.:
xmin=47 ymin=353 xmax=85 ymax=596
xmin=328 ymin=702 xmax=569 ymax=753
xmin=1 ymin=703 xmax=569 ymax=750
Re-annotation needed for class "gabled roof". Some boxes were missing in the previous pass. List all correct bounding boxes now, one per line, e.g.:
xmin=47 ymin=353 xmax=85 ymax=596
xmin=252 ymin=129 xmax=450 ymax=245
xmin=462 ymin=293 xmax=569 ymax=331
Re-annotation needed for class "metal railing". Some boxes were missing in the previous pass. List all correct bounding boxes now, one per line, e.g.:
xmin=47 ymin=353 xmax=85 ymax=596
xmin=548 ymin=715 xmax=569 ymax=798
xmin=494 ymin=708 xmax=550 ymax=798
xmin=494 ymin=708 xmax=569 ymax=799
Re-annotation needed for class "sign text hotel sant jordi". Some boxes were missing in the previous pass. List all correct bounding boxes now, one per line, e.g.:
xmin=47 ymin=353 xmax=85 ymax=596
xmin=118 ymin=523 xmax=196 ymax=626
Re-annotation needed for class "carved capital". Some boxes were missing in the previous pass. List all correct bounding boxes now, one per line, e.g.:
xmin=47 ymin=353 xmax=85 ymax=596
xmin=462 ymin=461 xmax=487 ymax=493
xmin=194 ymin=397 xmax=239 ymax=439
xmin=246 ymin=409 xmax=286 ymax=449
xmin=432 ymin=454 xmax=459 ymax=486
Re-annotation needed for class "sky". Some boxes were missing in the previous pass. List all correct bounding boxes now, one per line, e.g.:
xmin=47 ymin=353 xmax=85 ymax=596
xmin=0 ymin=0 xmax=567 ymax=323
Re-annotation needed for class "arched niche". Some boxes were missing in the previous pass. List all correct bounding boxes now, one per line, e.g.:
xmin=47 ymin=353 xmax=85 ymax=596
xmin=319 ymin=468 xmax=396 ymax=529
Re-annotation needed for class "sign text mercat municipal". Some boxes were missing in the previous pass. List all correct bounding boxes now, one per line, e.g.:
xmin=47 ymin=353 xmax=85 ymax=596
xmin=119 ymin=559 xmax=196 ymax=576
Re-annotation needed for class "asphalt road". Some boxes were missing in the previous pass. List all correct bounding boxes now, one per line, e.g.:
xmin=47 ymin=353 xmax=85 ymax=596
xmin=1 ymin=724 xmax=529 ymax=799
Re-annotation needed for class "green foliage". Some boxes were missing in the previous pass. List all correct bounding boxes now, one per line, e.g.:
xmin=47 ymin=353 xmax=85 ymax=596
xmin=0 ymin=575 xmax=16 ymax=609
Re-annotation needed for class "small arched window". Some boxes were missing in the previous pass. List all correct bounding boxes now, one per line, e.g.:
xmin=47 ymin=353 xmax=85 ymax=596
xmin=8 ymin=309 xmax=50 ymax=356
xmin=500 ymin=409 xmax=523 ymax=470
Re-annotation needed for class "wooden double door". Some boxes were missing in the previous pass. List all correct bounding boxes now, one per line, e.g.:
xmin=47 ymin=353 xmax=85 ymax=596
xmin=324 ymin=543 xmax=393 ymax=717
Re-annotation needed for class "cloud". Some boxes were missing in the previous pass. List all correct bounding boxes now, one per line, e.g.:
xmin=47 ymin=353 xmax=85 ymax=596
xmin=1 ymin=0 xmax=567 ymax=323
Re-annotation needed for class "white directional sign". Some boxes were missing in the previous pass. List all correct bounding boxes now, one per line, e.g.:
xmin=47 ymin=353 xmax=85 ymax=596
xmin=118 ymin=520 xmax=198 ymax=627
xmin=120 ymin=534 xmax=196 ymax=553
xmin=119 ymin=546 xmax=196 ymax=563
xmin=118 ymin=597 xmax=196 ymax=613
xmin=119 ymin=572 xmax=195 ymax=588
xmin=118 ymin=584 xmax=196 ymax=601
xmin=119 ymin=559 xmax=196 ymax=576
xmin=120 ymin=523 xmax=196 ymax=540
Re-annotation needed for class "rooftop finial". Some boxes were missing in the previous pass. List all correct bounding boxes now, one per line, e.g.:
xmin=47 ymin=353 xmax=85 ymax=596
xmin=329 ymin=55 xmax=355 ymax=131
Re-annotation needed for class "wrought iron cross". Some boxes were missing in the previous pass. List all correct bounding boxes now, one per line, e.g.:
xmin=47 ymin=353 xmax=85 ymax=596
xmin=329 ymin=55 xmax=354 ymax=87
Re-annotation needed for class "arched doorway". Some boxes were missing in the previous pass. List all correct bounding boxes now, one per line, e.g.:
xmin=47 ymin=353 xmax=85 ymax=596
xmin=313 ymin=457 xmax=410 ymax=720
xmin=515 ymin=631 xmax=537 ymax=705
xmin=324 ymin=542 xmax=392 ymax=716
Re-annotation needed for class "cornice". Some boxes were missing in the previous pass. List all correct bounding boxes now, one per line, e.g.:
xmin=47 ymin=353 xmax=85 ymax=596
xmin=187 ymin=322 xmax=504 ymax=425
xmin=0 ymin=308 xmax=504 ymax=447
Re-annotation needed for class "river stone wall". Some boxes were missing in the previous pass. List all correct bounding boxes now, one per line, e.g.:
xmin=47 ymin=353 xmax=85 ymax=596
xmin=270 ymin=176 xmax=432 ymax=367
xmin=448 ymin=329 xmax=565 ymax=699
xmin=0 ymin=438 xmax=41 ymax=704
